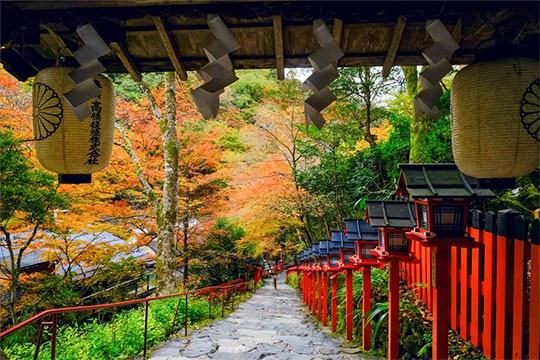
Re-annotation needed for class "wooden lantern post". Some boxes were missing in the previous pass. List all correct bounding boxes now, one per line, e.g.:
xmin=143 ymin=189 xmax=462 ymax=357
xmin=318 ymin=240 xmax=330 ymax=324
xmin=366 ymin=200 xmax=419 ymax=360
xmin=396 ymin=163 xmax=495 ymax=360
xmin=345 ymin=219 xmax=385 ymax=351
xmin=332 ymin=230 xmax=356 ymax=341
xmin=326 ymin=240 xmax=342 ymax=333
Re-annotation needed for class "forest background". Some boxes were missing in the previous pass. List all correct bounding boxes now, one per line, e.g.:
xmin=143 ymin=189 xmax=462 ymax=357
xmin=0 ymin=64 xmax=538 ymax=358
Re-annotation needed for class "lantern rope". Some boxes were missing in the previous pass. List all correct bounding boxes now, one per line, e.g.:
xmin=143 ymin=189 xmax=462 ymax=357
xmin=302 ymin=19 xmax=344 ymax=129
xmin=414 ymin=19 xmax=458 ymax=120
xmin=191 ymin=14 xmax=240 ymax=120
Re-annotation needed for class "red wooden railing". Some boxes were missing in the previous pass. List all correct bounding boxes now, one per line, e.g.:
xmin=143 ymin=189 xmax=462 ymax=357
xmin=400 ymin=210 xmax=540 ymax=360
xmin=0 ymin=278 xmax=255 ymax=360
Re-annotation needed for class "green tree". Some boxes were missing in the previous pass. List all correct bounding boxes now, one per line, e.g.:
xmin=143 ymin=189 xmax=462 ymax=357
xmin=0 ymin=131 xmax=68 ymax=324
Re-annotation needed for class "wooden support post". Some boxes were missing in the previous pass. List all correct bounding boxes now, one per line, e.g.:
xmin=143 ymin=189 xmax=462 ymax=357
xmin=363 ymin=267 xmax=372 ymax=351
xmin=432 ymin=243 xmax=450 ymax=360
xmin=152 ymin=16 xmax=187 ymax=81
xmin=272 ymin=15 xmax=284 ymax=80
xmin=382 ymin=15 xmax=407 ymax=78
xmin=331 ymin=274 xmax=338 ymax=332
xmin=388 ymin=260 xmax=400 ymax=360
xmin=323 ymin=272 xmax=328 ymax=326
xmin=346 ymin=269 xmax=353 ymax=341
xmin=110 ymin=41 xmax=142 ymax=82
xmin=317 ymin=271 xmax=323 ymax=321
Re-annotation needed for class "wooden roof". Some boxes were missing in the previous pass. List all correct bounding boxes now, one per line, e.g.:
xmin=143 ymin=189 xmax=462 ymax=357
xmin=1 ymin=1 xmax=538 ymax=81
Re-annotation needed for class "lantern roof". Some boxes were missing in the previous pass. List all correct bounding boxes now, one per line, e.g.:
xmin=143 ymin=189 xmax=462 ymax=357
xmin=365 ymin=200 xmax=416 ymax=228
xmin=344 ymin=219 xmax=378 ymax=242
xmin=396 ymin=163 xmax=496 ymax=199
xmin=318 ymin=240 xmax=330 ymax=256
xmin=311 ymin=244 xmax=320 ymax=257
xmin=330 ymin=230 xmax=355 ymax=249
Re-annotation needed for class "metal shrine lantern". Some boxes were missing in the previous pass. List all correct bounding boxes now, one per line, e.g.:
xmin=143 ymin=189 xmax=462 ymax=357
xmin=397 ymin=163 xmax=495 ymax=242
xmin=33 ymin=67 xmax=115 ymax=183
xmin=330 ymin=231 xmax=355 ymax=268
xmin=311 ymin=244 xmax=321 ymax=270
xmin=318 ymin=240 xmax=330 ymax=268
xmin=327 ymin=241 xmax=341 ymax=269
xmin=396 ymin=163 xmax=495 ymax=360
xmin=345 ymin=219 xmax=378 ymax=263
xmin=366 ymin=201 xmax=417 ymax=256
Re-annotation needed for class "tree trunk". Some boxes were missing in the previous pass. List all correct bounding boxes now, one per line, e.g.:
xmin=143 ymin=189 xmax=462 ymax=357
xmin=155 ymin=72 xmax=179 ymax=295
xmin=183 ymin=217 xmax=189 ymax=287
xmin=403 ymin=66 xmax=432 ymax=163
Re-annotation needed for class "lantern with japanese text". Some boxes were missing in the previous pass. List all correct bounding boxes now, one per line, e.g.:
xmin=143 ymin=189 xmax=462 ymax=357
xmin=32 ymin=67 xmax=114 ymax=184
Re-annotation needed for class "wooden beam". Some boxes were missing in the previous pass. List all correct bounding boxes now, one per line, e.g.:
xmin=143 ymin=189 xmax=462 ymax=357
xmin=110 ymin=41 xmax=142 ymax=82
xmin=272 ymin=15 xmax=284 ymax=80
xmin=152 ymin=16 xmax=187 ymax=81
xmin=332 ymin=18 xmax=343 ymax=67
xmin=382 ymin=15 xmax=407 ymax=78
xmin=332 ymin=18 xmax=343 ymax=46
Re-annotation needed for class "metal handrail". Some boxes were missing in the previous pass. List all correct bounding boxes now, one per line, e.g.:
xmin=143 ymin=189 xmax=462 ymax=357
xmin=1 ymin=278 xmax=255 ymax=359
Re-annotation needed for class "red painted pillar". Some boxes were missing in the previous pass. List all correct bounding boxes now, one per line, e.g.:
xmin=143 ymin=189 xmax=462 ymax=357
xmin=306 ymin=272 xmax=310 ymax=306
xmin=432 ymin=243 xmax=450 ymax=360
xmin=312 ymin=270 xmax=317 ymax=316
xmin=346 ymin=269 xmax=353 ymax=341
xmin=388 ymin=260 xmax=400 ymax=360
xmin=303 ymin=271 xmax=306 ymax=303
xmin=331 ymin=274 xmax=338 ymax=332
xmin=323 ymin=272 xmax=328 ymax=326
xmin=318 ymin=271 xmax=323 ymax=321
xmin=363 ymin=266 xmax=372 ymax=351
xmin=530 ymin=219 xmax=540 ymax=360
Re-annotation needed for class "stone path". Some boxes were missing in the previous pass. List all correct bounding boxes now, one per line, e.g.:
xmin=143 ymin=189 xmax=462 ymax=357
xmin=148 ymin=274 xmax=375 ymax=360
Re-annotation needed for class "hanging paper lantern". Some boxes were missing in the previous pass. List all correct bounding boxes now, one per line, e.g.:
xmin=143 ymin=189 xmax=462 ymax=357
xmin=33 ymin=67 xmax=115 ymax=183
xmin=451 ymin=56 xmax=539 ymax=179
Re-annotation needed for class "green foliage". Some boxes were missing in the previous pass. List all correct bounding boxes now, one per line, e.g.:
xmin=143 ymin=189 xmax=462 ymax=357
xmin=229 ymin=70 xmax=272 ymax=109
xmin=109 ymin=73 xmax=163 ymax=103
xmin=218 ymin=130 xmax=249 ymax=153
xmin=2 ymin=297 xmax=212 ymax=360
xmin=285 ymin=273 xmax=299 ymax=289
xmin=0 ymin=130 xmax=68 ymax=226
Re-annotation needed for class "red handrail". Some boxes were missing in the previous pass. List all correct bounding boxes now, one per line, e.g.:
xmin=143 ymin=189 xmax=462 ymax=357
xmin=1 ymin=278 xmax=249 ymax=339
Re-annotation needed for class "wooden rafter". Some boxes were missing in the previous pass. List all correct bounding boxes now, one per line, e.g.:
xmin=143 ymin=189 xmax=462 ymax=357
xmin=110 ymin=41 xmax=142 ymax=82
xmin=382 ymin=15 xmax=407 ymax=78
xmin=152 ymin=16 xmax=187 ymax=81
xmin=332 ymin=18 xmax=343 ymax=67
xmin=272 ymin=15 xmax=284 ymax=80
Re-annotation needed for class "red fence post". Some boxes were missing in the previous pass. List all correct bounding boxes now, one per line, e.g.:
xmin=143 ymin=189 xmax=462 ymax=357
xmin=323 ymin=271 xmax=328 ymax=326
xmin=483 ymin=211 xmax=497 ymax=358
xmin=346 ymin=269 xmax=353 ymax=341
xmin=495 ymin=209 xmax=520 ymax=360
xmin=312 ymin=271 xmax=317 ymax=316
xmin=512 ymin=215 xmax=528 ymax=359
xmin=432 ymin=242 xmax=450 ymax=360
xmin=530 ymin=219 xmax=540 ymax=360
xmin=317 ymin=271 xmax=323 ymax=321
xmin=450 ymin=245 xmax=459 ymax=331
xmin=388 ymin=260 xmax=400 ymax=360
xmin=460 ymin=245 xmax=470 ymax=341
xmin=469 ymin=210 xmax=483 ymax=347
xmin=362 ymin=266 xmax=372 ymax=351
xmin=331 ymin=273 xmax=338 ymax=332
